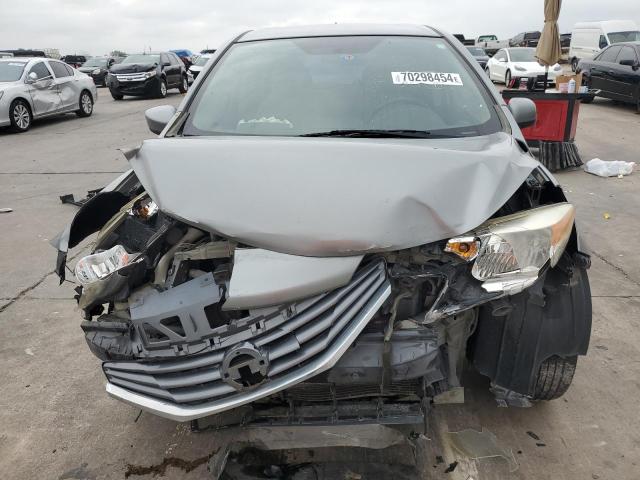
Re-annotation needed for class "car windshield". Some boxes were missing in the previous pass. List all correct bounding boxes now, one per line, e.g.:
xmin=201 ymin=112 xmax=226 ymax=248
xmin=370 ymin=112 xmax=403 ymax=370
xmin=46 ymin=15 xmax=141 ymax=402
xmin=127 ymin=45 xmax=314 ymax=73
xmin=83 ymin=58 xmax=108 ymax=67
xmin=184 ymin=36 xmax=501 ymax=138
xmin=467 ymin=47 xmax=486 ymax=56
xmin=194 ymin=56 xmax=210 ymax=66
xmin=122 ymin=54 xmax=160 ymax=64
xmin=608 ymin=31 xmax=640 ymax=43
xmin=0 ymin=61 xmax=27 ymax=82
xmin=509 ymin=49 xmax=537 ymax=62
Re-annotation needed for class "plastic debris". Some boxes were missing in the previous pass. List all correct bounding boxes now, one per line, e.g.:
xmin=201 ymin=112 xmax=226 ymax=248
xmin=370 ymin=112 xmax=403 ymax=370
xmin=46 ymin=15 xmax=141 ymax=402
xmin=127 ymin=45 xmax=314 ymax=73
xmin=584 ymin=158 xmax=635 ymax=177
xmin=0 ymin=208 xmax=12 ymax=213
xmin=445 ymin=428 xmax=518 ymax=472
xmin=603 ymin=213 xmax=611 ymax=220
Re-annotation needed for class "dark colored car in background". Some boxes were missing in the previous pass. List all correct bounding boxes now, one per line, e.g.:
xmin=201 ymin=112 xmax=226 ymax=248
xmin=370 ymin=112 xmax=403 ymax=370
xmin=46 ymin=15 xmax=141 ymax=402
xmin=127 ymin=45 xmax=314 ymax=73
xmin=1 ymin=49 xmax=46 ymax=58
xmin=466 ymin=46 xmax=490 ymax=69
xmin=78 ymin=56 xmax=123 ymax=86
xmin=62 ymin=55 xmax=88 ymax=68
xmin=510 ymin=31 xmax=541 ymax=48
xmin=578 ymin=41 xmax=640 ymax=111
xmin=106 ymin=52 xmax=188 ymax=100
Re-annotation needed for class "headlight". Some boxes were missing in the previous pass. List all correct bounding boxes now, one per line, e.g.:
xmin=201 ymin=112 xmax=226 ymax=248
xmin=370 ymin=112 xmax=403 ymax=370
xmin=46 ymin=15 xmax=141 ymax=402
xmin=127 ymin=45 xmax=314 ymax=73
xmin=92 ymin=68 xmax=101 ymax=75
xmin=514 ymin=65 xmax=527 ymax=72
xmin=446 ymin=203 xmax=575 ymax=295
xmin=75 ymin=245 xmax=130 ymax=285
xmin=143 ymin=70 xmax=157 ymax=79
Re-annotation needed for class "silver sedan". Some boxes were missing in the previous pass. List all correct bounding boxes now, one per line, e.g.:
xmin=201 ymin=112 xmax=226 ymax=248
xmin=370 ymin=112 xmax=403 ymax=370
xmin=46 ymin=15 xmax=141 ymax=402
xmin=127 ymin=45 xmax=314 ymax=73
xmin=0 ymin=57 xmax=97 ymax=133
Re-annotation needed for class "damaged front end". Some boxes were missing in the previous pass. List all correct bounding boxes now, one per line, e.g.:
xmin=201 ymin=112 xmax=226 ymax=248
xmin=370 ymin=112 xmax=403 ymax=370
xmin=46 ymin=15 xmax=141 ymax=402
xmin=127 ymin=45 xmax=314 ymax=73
xmin=52 ymin=160 xmax=591 ymax=426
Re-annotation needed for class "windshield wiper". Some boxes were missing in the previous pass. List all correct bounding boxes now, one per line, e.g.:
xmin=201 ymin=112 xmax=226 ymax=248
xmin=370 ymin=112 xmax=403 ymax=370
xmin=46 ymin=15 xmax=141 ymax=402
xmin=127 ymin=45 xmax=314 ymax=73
xmin=299 ymin=129 xmax=436 ymax=138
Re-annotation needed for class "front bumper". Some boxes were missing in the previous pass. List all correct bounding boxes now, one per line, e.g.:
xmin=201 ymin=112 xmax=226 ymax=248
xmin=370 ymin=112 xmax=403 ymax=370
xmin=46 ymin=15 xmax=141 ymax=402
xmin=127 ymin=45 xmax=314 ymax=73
xmin=104 ymin=262 xmax=391 ymax=421
xmin=107 ymin=75 xmax=160 ymax=96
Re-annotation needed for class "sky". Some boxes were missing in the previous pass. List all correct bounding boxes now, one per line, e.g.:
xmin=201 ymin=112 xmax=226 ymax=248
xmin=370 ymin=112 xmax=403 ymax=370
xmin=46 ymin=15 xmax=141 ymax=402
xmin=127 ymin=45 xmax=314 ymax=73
xmin=1 ymin=0 xmax=639 ymax=56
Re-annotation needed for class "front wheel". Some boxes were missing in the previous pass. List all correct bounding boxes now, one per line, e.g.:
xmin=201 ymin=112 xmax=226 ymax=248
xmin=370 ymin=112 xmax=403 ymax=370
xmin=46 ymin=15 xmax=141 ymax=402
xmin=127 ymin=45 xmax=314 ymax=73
xmin=9 ymin=99 xmax=32 ymax=133
xmin=156 ymin=78 xmax=167 ymax=98
xmin=504 ymin=69 xmax=512 ymax=86
xmin=532 ymin=356 xmax=577 ymax=400
xmin=75 ymin=91 xmax=94 ymax=117
xmin=110 ymin=89 xmax=123 ymax=100
xmin=581 ymin=78 xmax=594 ymax=103
xmin=179 ymin=74 xmax=188 ymax=93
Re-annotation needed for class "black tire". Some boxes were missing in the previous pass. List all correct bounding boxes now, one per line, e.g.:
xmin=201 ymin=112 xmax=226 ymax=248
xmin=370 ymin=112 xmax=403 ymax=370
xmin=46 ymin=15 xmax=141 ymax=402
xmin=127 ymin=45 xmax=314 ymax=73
xmin=75 ymin=90 xmax=94 ymax=117
xmin=9 ymin=99 xmax=32 ymax=133
xmin=110 ymin=89 xmax=123 ymax=100
xmin=571 ymin=57 xmax=579 ymax=73
xmin=505 ymin=69 xmax=512 ymax=86
xmin=580 ymin=78 xmax=594 ymax=103
xmin=156 ymin=78 xmax=168 ymax=98
xmin=179 ymin=74 xmax=188 ymax=93
xmin=532 ymin=355 xmax=577 ymax=400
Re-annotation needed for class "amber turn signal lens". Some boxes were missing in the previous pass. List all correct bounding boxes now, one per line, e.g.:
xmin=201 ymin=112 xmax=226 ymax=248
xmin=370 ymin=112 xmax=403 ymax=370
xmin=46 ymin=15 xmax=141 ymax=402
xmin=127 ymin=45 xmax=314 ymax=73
xmin=445 ymin=237 xmax=480 ymax=261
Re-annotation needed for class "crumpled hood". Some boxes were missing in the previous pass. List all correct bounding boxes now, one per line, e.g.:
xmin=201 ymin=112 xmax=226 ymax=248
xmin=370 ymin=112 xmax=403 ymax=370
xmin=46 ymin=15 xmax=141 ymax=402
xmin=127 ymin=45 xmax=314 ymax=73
xmin=110 ymin=63 xmax=156 ymax=74
xmin=129 ymin=133 xmax=539 ymax=256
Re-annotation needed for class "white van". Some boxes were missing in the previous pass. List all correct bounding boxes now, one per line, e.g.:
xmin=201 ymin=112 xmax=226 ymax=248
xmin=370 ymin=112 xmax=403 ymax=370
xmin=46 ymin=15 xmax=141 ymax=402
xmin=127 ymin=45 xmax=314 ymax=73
xmin=569 ymin=20 xmax=640 ymax=71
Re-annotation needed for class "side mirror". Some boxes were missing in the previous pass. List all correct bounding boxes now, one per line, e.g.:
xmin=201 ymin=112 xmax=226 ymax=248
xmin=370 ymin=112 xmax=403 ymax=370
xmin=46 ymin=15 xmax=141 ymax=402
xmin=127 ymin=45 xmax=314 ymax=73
xmin=619 ymin=59 xmax=638 ymax=69
xmin=508 ymin=97 xmax=537 ymax=129
xmin=498 ymin=58 xmax=507 ymax=63
xmin=27 ymin=71 xmax=38 ymax=82
xmin=145 ymin=105 xmax=177 ymax=135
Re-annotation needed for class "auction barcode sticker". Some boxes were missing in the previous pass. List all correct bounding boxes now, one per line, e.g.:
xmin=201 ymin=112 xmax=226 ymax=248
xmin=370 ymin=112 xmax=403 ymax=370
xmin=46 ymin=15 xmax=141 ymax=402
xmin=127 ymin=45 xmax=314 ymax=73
xmin=391 ymin=72 xmax=463 ymax=86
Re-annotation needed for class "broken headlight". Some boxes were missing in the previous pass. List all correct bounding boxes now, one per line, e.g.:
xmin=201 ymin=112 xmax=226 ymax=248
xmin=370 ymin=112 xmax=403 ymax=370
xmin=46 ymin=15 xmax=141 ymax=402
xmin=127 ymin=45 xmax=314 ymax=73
xmin=449 ymin=203 xmax=575 ymax=294
xmin=75 ymin=245 xmax=131 ymax=285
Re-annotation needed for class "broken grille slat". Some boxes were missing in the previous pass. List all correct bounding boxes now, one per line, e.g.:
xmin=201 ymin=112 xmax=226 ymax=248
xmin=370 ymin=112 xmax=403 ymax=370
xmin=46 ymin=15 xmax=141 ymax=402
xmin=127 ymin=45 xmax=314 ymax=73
xmin=104 ymin=261 xmax=387 ymax=405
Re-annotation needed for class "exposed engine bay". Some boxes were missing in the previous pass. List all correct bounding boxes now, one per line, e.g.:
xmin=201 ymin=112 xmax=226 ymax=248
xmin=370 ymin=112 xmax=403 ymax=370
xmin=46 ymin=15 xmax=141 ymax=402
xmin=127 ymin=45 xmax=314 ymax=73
xmin=51 ymin=164 xmax=591 ymax=425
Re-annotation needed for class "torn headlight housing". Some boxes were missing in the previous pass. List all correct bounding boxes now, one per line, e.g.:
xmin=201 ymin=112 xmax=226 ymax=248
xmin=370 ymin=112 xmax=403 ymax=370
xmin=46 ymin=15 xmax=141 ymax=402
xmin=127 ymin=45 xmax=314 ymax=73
xmin=75 ymin=245 xmax=131 ymax=285
xmin=455 ymin=203 xmax=575 ymax=295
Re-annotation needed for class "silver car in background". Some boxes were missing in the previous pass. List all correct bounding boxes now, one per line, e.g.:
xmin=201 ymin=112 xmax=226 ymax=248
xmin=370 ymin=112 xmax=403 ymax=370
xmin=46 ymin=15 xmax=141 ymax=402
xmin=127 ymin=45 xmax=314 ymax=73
xmin=0 ymin=57 xmax=97 ymax=133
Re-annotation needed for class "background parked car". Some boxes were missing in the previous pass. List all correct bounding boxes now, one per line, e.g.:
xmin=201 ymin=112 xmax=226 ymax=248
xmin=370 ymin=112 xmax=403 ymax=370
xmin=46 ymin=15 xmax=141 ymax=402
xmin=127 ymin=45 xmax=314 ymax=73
xmin=0 ymin=52 xmax=13 ymax=58
xmin=560 ymin=33 xmax=572 ymax=53
xmin=475 ymin=34 xmax=509 ymax=56
xmin=0 ymin=57 xmax=96 ymax=132
xmin=78 ymin=56 xmax=122 ymax=86
xmin=188 ymin=53 xmax=213 ymax=79
xmin=510 ymin=31 xmax=541 ymax=48
xmin=569 ymin=20 xmax=640 ymax=72
xmin=106 ymin=51 xmax=188 ymax=100
xmin=577 ymin=42 xmax=640 ymax=111
xmin=466 ymin=46 xmax=490 ymax=69
xmin=487 ymin=47 xmax=562 ymax=85
xmin=1 ymin=49 xmax=46 ymax=58
xmin=61 ymin=55 xmax=88 ymax=68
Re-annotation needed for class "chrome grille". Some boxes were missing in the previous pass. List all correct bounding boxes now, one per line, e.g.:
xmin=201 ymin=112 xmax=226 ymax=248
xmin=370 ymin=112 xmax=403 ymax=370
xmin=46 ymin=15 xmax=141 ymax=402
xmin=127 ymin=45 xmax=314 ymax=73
xmin=104 ymin=261 xmax=389 ymax=406
xmin=113 ymin=72 xmax=152 ymax=82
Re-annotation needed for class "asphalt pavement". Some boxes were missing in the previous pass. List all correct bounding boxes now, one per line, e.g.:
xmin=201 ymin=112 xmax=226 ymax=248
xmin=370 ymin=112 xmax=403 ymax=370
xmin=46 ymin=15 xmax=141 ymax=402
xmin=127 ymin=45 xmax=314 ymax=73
xmin=0 ymin=87 xmax=639 ymax=480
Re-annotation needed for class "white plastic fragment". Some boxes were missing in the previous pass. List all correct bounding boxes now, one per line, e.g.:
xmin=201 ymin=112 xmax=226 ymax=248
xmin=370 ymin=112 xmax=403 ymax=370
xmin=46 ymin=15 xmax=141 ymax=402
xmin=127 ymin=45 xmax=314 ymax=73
xmin=584 ymin=158 xmax=635 ymax=177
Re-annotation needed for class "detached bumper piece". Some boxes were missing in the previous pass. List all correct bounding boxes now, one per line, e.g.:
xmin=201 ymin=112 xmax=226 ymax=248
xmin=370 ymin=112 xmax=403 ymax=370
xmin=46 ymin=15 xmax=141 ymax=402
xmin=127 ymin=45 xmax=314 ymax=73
xmin=104 ymin=261 xmax=391 ymax=421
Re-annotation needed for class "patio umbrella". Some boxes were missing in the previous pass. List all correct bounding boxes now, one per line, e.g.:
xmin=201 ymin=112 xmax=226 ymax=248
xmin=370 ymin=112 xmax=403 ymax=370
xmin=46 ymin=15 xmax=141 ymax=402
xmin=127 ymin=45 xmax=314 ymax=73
xmin=535 ymin=0 xmax=562 ymax=89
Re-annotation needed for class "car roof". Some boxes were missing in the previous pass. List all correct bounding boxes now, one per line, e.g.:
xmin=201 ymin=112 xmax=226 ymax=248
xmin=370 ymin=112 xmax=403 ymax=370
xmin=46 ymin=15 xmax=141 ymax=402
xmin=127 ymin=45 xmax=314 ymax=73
xmin=239 ymin=24 xmax=441 ymax=42
xmin=0 ymin=56 xmax=41 ymax=62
